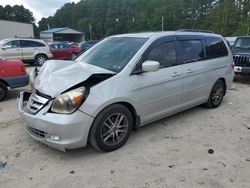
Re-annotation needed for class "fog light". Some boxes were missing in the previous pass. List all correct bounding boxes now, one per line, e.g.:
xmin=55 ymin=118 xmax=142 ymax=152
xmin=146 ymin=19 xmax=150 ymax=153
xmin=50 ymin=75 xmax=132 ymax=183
xmin=49 ymin=135 xmax=60 ymax=141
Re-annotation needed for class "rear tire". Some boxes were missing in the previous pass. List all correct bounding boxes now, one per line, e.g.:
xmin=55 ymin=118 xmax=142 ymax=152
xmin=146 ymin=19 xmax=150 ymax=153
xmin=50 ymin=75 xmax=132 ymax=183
xmin=89 ymin=104 xmax=133 ymax=152
xmin=205 ymin=80 xmax=226 ymax=108
xmin=0 ymin=82 xmax=8 ymax=102
xmin=35 ymin=54 xmax=47 ymax=66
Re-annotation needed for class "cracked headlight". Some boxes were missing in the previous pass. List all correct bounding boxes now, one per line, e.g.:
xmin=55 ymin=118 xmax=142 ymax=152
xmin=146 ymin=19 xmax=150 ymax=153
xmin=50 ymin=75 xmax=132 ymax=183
xmin=51 ymin=87 xmax=86 ymax=114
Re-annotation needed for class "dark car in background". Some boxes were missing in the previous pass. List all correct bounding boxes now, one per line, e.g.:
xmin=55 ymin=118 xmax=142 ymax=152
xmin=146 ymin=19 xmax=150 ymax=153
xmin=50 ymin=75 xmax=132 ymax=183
xmin=0 ymin=56 xmax=29 ymax=101
xmin=232 ymin=36 xmax=250 ymax=75
xmin=78 ymin=40 xmax=98 ymax=52
xmin=49 ymin=43 xmax=82 ymax=60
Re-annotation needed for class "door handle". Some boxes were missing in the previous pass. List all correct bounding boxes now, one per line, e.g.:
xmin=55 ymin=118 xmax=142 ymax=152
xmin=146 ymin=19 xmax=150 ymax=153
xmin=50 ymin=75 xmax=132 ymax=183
xmin=187 ymin=69 xmax=194 ymax=74
xmin=172 ymin=72 xmax=181 ymax=77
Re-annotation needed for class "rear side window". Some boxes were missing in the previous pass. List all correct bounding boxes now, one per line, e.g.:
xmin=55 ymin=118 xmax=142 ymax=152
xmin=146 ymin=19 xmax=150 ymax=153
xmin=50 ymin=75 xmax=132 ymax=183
xmin=205 ymin=37 xmax=228 ymax=59
xmin=21 ymin=40 xmax=45 ymax=48
xmin=180 ymin=40 xmax=204 ymax=63
xmin=146 ymin=41 xmax=177 ymax=68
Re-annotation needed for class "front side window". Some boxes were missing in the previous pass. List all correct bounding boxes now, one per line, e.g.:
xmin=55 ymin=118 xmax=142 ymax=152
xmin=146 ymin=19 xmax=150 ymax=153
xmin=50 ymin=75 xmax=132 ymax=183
xmin=3 ymin=40 xmax=20 ymax=48
xmin=180 ymin=40 xmax=204 ymax=63
xmin=75 ymin=37 xmax=147 ymax=73
xmin=205 ymin=37 xmax=228 ymax=59
xmin=146 ymin=41 xmax=177 ymax=68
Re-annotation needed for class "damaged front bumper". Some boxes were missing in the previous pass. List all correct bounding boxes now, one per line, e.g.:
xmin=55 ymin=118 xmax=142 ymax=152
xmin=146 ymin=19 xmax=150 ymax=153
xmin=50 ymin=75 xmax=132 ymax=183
xmin=18 ymin=91 xmax=94 ymax=152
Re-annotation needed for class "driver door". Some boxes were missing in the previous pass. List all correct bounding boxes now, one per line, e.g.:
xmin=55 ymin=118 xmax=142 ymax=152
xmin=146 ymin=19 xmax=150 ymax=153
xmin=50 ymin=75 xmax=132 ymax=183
xmin=133 ymin=36 xmax=183 ymax=124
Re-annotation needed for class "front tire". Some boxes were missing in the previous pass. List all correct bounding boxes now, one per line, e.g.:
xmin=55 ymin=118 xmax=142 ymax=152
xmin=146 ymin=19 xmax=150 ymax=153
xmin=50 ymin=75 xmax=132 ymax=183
xmin=0 ymin=82 xmax=8 ymax=102
xmin=205 ymin=80 xmax=226 ymax=108
xmin=89 ymin=104 xmax=133 ymax=152
xmin=35 ymin=54 xmax=47 ymax=66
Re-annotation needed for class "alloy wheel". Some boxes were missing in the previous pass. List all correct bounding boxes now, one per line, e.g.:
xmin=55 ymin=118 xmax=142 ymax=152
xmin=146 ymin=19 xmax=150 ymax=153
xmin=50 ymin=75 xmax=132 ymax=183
xmin=101 ymin=113 xmax=128 ymax=146
xmin=211 ymin=84 xmax=224 ymax=106
xmin=37 ymin=56 xmax=46 ymax=65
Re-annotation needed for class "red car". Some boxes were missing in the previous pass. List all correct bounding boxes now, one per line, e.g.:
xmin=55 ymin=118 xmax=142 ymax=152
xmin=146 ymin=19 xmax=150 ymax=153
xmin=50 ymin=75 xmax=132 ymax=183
xmin=0 ymin=56 xmax=29 ymax=101
xmin=49 ymin=43 xmax=82 ymax=60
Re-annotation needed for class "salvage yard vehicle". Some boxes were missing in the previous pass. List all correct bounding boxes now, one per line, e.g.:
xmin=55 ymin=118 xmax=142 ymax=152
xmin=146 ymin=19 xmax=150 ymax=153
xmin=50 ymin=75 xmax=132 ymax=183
xmin=0 ymin=56 xmax=29 ymax=101
xmin=232 ymin=36 xmax=250 ymax=75
xmin=0 ymin=38 xmax=53 ymax=66
xmin=18 ymin=31 xmax=234 ymax=152
xmin=78 ymin=40 xmax=98 ymax=52
xmin=49 ymin=42 xmax=82 ymax=60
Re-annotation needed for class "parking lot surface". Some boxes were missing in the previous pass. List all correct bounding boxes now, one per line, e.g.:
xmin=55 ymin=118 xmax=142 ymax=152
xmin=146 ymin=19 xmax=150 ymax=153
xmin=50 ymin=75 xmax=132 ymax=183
xmin=0 ymin=67 xmax=250 ymax=188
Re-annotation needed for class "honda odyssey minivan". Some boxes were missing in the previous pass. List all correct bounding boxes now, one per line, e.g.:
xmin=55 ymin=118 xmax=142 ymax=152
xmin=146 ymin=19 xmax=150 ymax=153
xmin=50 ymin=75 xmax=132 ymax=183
xmin=18 ymin=31 xmax=234 ymax=152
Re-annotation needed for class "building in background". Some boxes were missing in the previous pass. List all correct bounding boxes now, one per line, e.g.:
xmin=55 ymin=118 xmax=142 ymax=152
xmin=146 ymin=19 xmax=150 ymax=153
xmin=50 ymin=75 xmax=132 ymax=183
xmin=0 ymin=20 xmax=34 ymax=40
xmin=40 ymin=28 xmax=84 ymax=43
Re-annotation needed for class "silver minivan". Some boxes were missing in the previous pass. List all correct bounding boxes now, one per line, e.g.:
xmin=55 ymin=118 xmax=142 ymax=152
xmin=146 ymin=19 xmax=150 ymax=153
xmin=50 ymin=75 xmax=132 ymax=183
xmin=18 ymin=31 xmax=234 ymax=152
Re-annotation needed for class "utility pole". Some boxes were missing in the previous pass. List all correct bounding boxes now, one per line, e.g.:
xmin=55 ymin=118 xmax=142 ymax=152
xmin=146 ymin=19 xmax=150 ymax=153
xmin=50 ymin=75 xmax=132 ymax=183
xmin=161 ymin=16 xmax=164 ymax=31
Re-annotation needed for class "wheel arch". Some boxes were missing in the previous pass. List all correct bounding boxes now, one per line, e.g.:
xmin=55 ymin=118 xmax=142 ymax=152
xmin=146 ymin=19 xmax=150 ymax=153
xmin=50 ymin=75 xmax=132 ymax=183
xmin=89 ymin=100 xmax=140 ymax=132
xmin=0 ymin=79 xmax=9 ymax=87
xmin=35 ymin=53 xmax=48 ymax=59
xmin=116 ymin=101 xmax=140 ymax=130
xmin=218 ymin=77 xmax=227 ymax=95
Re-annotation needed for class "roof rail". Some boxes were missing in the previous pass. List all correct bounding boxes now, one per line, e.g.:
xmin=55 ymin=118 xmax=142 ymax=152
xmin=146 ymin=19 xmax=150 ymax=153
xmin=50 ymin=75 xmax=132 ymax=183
xmin=177 ymin=29 xmax=214 ymax=34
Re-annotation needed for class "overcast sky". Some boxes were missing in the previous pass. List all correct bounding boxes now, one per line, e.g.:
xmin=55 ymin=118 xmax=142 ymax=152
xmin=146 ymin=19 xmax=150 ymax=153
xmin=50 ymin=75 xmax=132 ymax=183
xmin=0 ymin=0 xmax=80 ymax=23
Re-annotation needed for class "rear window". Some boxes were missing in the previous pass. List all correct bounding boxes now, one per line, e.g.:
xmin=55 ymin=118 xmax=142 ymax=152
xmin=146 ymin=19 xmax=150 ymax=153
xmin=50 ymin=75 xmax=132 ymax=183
xmin=180 ymin=40 xmax=205 ymax=63
xmin=205 ymin=37 xmax=228 ymax=59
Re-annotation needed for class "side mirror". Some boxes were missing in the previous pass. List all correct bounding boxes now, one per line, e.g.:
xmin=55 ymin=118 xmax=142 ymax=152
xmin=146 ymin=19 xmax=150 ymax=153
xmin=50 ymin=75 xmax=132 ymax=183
xmin=142 ymin=60 xmax=160 ymax=72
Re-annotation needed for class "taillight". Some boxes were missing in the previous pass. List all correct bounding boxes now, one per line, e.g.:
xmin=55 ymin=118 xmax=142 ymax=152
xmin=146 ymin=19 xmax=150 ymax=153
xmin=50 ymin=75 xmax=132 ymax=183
xmin=21 ymin=65 xmax=26 ymax=73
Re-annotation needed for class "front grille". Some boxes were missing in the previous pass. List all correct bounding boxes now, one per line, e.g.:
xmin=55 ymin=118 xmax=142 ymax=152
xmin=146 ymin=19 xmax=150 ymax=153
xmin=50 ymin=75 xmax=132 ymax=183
xmin=25 ymin=92 xmax=49 ymax=114
xmin=233 ymin=55 xmax=250 ymax=67
xmin=28 ymin=127 xmax=47 ymax=138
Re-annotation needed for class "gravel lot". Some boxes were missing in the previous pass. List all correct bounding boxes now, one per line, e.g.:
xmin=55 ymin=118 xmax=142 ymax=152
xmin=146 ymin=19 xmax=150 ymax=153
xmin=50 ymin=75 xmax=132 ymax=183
xmin=0 ymin=66 xmax=250 ymax=188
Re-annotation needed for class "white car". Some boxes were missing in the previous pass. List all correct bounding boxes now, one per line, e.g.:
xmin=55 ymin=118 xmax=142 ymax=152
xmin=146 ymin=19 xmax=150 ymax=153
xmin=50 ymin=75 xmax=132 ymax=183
xmin=18 ymin=31 xmax=234 ymax=152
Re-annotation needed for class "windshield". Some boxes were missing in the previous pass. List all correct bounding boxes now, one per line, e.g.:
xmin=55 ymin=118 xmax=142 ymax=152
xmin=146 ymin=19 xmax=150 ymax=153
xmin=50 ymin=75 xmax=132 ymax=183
xmin=75 ymin=37 xmax=147 ymax=73
xmin=0 ymin=39 xmax=9 ymax=45
xmin=234 ymin=37 xmax=250 ymax=49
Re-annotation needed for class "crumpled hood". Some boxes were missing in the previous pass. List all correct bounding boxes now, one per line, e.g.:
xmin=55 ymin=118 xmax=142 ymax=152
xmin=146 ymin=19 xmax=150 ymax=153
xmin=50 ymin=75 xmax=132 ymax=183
xmin=34 ymin=60 xmax=115 ymax=98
